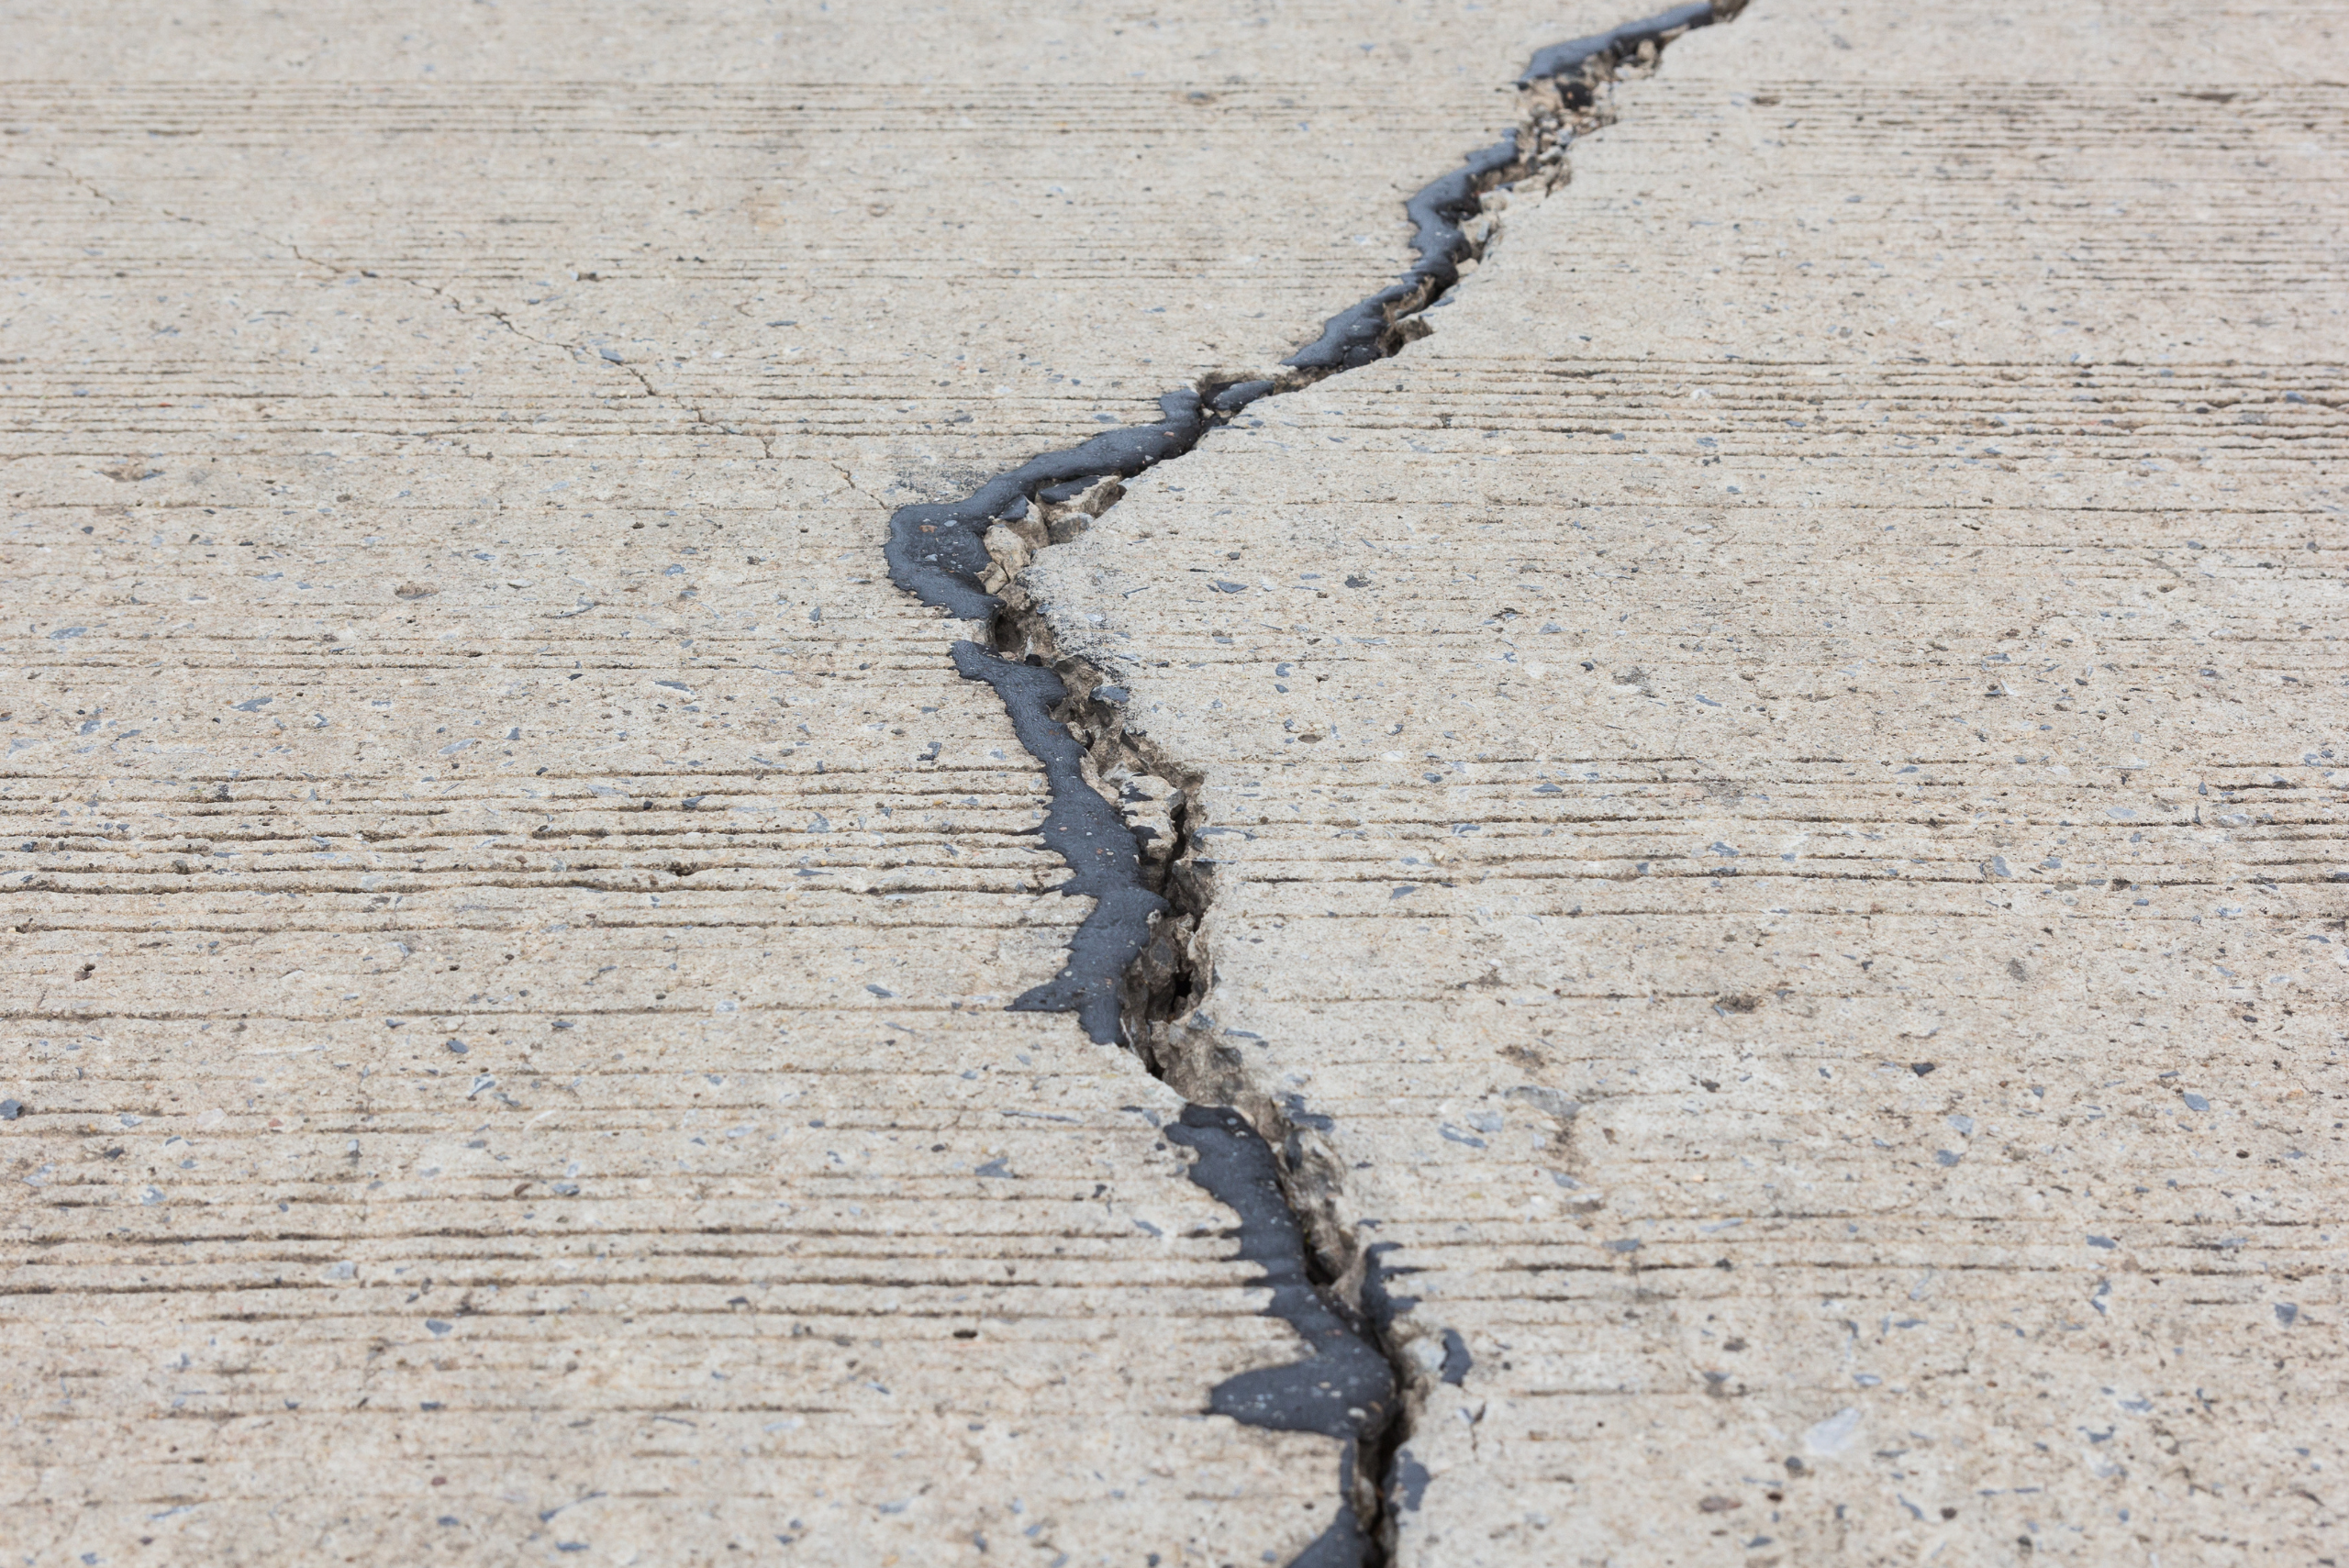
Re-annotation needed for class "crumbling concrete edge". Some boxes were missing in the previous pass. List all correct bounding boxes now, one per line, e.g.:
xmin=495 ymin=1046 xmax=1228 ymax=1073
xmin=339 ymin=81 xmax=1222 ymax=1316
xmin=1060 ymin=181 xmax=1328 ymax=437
xmin=878 ymin=6 xmax=1743 ymax=1561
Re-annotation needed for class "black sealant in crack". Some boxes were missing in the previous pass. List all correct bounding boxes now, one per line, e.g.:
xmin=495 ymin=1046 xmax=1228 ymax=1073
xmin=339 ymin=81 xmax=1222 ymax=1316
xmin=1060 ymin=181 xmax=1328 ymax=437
xmin=1282 ymin=134 xmax=1521 ymax=373
xmin=948 ymin=643 xmax=1169 ymax=1043
xmin=1165 ymin=1106 xmax=1397 ymax=1563
xmin=1518 ymin=0 xmax=1718 ymax=85
xmin=875 ymin=7 xmax=1739 ymax=1562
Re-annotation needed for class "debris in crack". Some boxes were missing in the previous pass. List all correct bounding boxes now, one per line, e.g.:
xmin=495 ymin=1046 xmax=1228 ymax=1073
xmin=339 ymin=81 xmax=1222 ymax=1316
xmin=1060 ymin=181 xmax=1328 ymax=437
xmin=874 ymin=6 xmax=1746 ymax=1562
xmin=1519 ymin=0 xmax=1724 ymax=85
xmin=884 ymin=390 xmax=1215 ymax=623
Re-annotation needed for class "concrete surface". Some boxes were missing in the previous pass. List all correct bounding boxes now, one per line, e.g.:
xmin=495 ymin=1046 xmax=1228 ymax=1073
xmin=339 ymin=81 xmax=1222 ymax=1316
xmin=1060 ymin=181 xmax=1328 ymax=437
xmin=4 ymin=1 xmax=2344 ymax=1566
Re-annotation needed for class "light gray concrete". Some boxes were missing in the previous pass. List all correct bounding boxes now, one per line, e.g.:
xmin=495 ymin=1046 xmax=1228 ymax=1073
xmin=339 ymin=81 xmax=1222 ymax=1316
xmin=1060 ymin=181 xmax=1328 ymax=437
xmin=6 ymin=1 xmax=2346 ymax=1565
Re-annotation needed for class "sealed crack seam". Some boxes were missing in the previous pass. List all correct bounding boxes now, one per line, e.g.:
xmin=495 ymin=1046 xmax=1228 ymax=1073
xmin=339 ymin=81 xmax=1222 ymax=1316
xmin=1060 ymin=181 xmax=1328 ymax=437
xmin=879 ymin=7 xmax=1742 ymax=1562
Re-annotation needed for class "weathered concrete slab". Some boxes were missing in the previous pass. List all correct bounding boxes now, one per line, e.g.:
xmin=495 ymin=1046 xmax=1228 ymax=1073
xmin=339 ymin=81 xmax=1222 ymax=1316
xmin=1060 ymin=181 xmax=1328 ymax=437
xmin=6 ymin=0 xmax=2344 ymax=1563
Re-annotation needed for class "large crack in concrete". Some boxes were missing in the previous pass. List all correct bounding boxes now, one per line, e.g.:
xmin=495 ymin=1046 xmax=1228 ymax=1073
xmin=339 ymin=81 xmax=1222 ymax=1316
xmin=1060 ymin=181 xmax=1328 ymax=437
xmin=879 ymin=7 xmax=1742 ymax=1560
